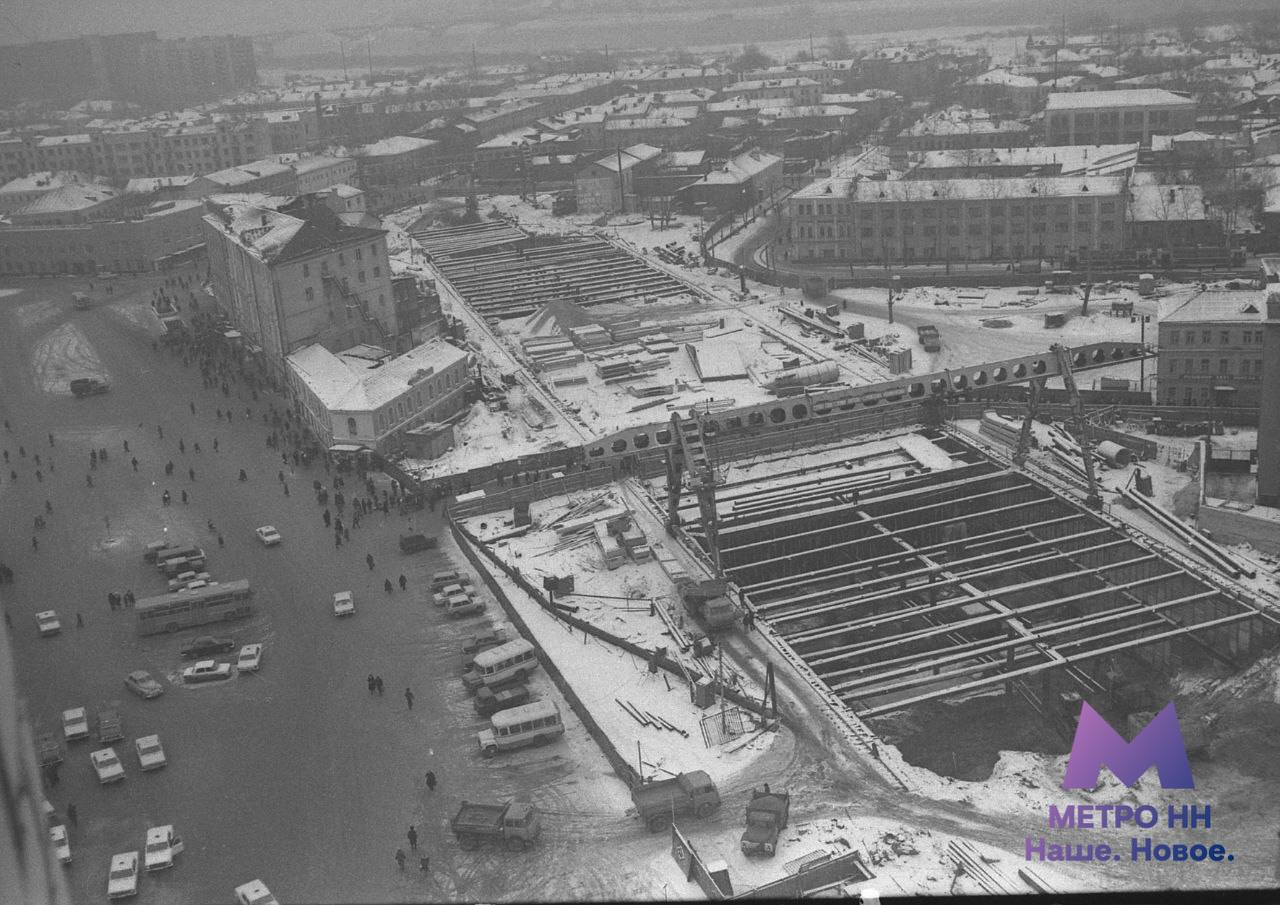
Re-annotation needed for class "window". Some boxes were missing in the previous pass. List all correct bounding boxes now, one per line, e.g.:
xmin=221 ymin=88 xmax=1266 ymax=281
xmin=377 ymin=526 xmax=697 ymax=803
xmin=355 ymin=247 xmax=363 ymax=261
xmin=1202 ymin=331 xmax=1211 ymax=344
xmin=304 ymin=287 xmax=314 ymax=301
xmin=358 ymin=270 xmax=366 ymax=283
xmin=1183 ymin=358 xmax=1194 ymax=373
xmin=1170 ymin=331 xmax=1179 ymax=345
xmin=1200 ymin=359 xmax=1210 ymax=373
xmin=347 ymin=417 xmax=358 ymax=436
xmin=373 ymin=265 xmax=380 ymax=277
xmin=1220 ymin=331 xmax=1230 ymax=344
xmin=1219 ymin=358 xmax=1229 ymax=374
xmin=1243 ymin=331 xmax=1251 ymax=344
xmin=302 ymin=263 xmax=310 ymax=277
xmin=1185 ymin=331 xmax=1195 ymax=345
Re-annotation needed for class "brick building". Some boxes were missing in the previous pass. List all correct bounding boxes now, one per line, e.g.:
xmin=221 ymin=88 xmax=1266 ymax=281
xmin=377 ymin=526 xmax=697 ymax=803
xmin=1156 ymin=290 xmax=1266 ymax=408
xmin=1044 ymin=89 xmax=1197 ymax=146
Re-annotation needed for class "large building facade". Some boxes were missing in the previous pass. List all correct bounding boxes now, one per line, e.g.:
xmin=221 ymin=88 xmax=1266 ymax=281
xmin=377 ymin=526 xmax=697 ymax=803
xmin=1155 ymin=290 xmax=1266 ymax=408
xmin=786 ymin=175 xmax=1127 ymax=264
xmin=202 ymin=198 xmax=397 ymax=378
xmin=1044 ymin=89 xmax=1197 ymax=146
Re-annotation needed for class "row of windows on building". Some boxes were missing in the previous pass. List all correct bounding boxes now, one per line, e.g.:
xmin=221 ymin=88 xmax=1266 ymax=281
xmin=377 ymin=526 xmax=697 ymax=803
xmin=796 ymin=219 xmax=1115 ymax=239
xmin=1166 ymin=329 xmax=1264 ymax=345
xmin=800 ymin=242 xmax=1107 ymax=260
xmin=362 ymin=368 xmax=464 ymax=435
xmin=303 ymin=266 xmax=383 ymax=302
xmin=795 ymin=200 xmax=1118 ymax=218
xmin=1166 ymin=357 xmax=1266 ymax=376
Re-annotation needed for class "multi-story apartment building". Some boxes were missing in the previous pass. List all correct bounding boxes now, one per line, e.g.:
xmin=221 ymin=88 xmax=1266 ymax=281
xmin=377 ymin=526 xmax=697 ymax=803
xmin=202 ymin=197 xmax=397 ymax=379
xmin=1044 ymin=89 xmax=1197 ymax=146
xmin=1156 ymin=290 xmax=1266 ymax=408
xmin=0 ymin=32 xmax=256 ymax=106
xmin=786 ymin=175 xmax=1127 ymax=264
xmin=724 ymin=77 xmax=823 ymax=107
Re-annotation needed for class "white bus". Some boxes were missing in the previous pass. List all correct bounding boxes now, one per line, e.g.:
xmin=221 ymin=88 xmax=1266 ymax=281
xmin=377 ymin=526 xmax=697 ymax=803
xmin=462 ymin=638 xmax=538 ymax=690
xmin=135 ymin=579 xmax=253 ymax=636
xmin=477 ymin=700 xmax=564 ymax=758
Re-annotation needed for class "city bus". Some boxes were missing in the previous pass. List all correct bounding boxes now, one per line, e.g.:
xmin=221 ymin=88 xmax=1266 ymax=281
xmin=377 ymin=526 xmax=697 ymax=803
xmin=135 ymin=579 xmax=254 ymax=636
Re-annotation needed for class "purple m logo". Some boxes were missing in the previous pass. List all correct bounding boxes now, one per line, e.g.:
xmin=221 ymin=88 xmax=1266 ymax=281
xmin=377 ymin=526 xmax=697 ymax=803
xmin=1062 ymin=702 xmax=1194 ymax=789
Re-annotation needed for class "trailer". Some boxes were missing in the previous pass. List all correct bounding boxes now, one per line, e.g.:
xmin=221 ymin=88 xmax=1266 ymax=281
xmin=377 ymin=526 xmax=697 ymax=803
xmin=450 ymin=801 xmax=543 ymax=852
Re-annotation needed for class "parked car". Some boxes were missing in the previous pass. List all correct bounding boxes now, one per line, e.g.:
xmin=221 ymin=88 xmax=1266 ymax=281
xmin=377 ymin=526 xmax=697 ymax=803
xmin=180 ymin=636 xmax=235 ymax=659
xmin=143 ymin=825 xmax=184 ymax=871
xmin=107 ymin=851 xmax=139 ymax=898
xmin=49 ymin=824 xmax=72 ymax=864
xmin=182 ymin=660 xmax=232 ymax=684
xmin=332 ymin=591 xmax=355 ymax=617
xmin=237 ymin=643 xmax=263 ymax=672
xmin=36 ymin=610 xmax=61 ymax=637
xmin=235 ymin=879 xmax=280 ymax=905
xmin=90 ymin=747 xmax=126 ymax=784
xmin=254 ymin=526 xmax=282 ymax=546
xmin=124 ymin=670 xmax=165 ymax=700
xmin=61 ymin=707 xmax=90 ymax=742
xmin=70 ymin=377 xmax=110 ymax=398
xmin=134 ymin=734 xmax=167 ymax=771
xmin=474 ymin=683 xmax=531 ymax=717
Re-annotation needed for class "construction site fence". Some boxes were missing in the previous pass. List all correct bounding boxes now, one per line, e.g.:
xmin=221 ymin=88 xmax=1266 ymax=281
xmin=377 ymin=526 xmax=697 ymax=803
xmin=449 ymin=517 xmax=772 ymax=787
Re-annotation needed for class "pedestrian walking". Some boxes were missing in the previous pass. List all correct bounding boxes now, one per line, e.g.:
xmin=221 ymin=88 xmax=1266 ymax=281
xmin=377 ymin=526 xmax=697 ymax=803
xmin=376 ymin=676 xmax=384 ymax=695
xmin=407 ymin=826 xmax=418 ymax=850
xmin=213 ymin=438 xmax=219 ymax=452
xmin=194 ymin=442 xmax=200 ymax=453
xmin=384 ymin=578 xmax=393 ymax=594
xmin=31 ymin=536 xmax=37 ymax=552
xmin=398 ymin=574 xmax=407 ymax=591
xmin=35 ymin=470 xmax=42 ymax=482
xmin=217 ymin=533 xmax=225 ymax=548
xmin=425 ymin=771 xmax=437 ymax=792
xmin=181 ymin=489 xmax=189 ymax=505
xmin=239 ymin=469 xmax=247 ymax=481
xmin=86 ymin=474 xmax=93 ymax=487
xmin=90 ymin=450 xmax=97 ymax=468
xmin=157 ymin=425 xmax=163 ymax=439
xmin=131 ymin=457 xmax=138 ymax=472
xmin=66 ymin=804 xmax=77 ymax=827
xmin=404 ymin=688 xmax=414 ymax=710
xmin=189 ymin=401 xmax=196 ymax=414
xmin=179 ymin=440 xmax=185 ymax=454
xmin=335 ymin=533 xmax=342 ymax=548
xmin=283 ymin=483 xmax=290 ymax=497
xmin=395 ymin=849 xmax=406 ymax=871
xmin=343 ymin=527 xmax=350 ymax=542
xmin=419 ymin=856 xmax=430 ymax=874
xmin=122 ymin=440 xmax=129 ymax=452
xmin=188 ymin=467 xmax=195 ymax=482
xmin=367 ymin=674 xmax=375 ymax=693
xmin=165 ymin=460 xmax=174 ymax=476
xmin=161 ymin=489 xmax=170 ymax=506
xmin=48 ymin=433 xmax=55 ymax=447
xmin=366 ymin=553 xmax=375 ymax=571
xmin=76 ymin=613 xmax=84 ymax=628
xmin=323 ymin=509 xmax=331 ymax=528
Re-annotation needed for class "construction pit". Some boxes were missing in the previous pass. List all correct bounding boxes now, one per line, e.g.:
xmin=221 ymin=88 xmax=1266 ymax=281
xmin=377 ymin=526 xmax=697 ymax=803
xmin=660 ymin=425 xmax=1279 ymax=776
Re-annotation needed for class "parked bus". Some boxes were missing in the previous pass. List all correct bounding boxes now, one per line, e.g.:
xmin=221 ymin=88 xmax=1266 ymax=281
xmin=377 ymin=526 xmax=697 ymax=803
xmin=476 ymin=701 xmax=564 ymax=758
xmin=135 ymin=579 xmax=253 ymax=636
xmin=463 ymin=638 xmax=539 ymax=690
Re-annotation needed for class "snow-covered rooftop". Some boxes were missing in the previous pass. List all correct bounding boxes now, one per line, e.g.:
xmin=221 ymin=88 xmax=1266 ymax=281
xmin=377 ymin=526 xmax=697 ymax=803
xmin=287 ymin=340 xmax=469 ymax=412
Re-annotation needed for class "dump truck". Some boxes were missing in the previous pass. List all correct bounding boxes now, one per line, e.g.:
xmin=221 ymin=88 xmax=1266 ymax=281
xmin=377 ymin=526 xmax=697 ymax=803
xmin=740 ymin=788 xmax=791 ymax=857
xmin=96 ymin=707 xmax=123 ymax=744
xmin=916 ymin=324 xmax=941 ymax=353
xmin=631 ymin=770 xmax=721 ymax=833
xmin=677 ymin=577 xmax=738 ymax=630
xmin=450 ymin=800 xmax=542 ymax=852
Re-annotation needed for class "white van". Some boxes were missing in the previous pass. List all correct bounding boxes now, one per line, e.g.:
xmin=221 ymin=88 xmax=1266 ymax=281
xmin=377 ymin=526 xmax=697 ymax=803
xmin=477 ymin=700 xmax=564 ymax=758
xmin=463 ymin=638 xmax=539 ymax=690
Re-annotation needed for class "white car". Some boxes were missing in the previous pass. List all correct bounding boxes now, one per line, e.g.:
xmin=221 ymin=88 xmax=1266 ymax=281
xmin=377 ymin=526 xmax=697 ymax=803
xmin=62 ymin=707 xmax=90 ymax=742
xmin=254 ymin=526 xmax=282 ymax=546
xmin=108 ymin=851 xmax=139 ymax=898
xmin=237 ymin=643 xmax=264 ymax=672
xmin=49 ymin=824 xmax=71 ymax=864
xmin=182 ymin=660 xmax=233 ymax=684
xmin=333 ymin=590 xmax=355 ymax=617
xmin=143 ymin=825 xmax=184 ymax=871
xmin=235 ymin=879 xmax=280 ymax=905
xmin=91 ymin=747 xmax=126 ymax=784
xmin=134 ymin=734 xmax=167 ymax=771
xmin=36 ymin=610 xmax=61 ymax=637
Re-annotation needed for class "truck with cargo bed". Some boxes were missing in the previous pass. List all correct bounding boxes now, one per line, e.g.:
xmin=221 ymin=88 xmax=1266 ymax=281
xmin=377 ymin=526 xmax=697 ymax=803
xmin=632 ymin=769 xmax=721 ymax=833
xmin=740 ymin=788 xmax=790 ymax=856
xmin=676 ymin=577 xmax=737 ymax=630
xmin=916 ymin=324 xmax=941 ymax=353
xmin=450 ymin=800 xmax=542 ymax=851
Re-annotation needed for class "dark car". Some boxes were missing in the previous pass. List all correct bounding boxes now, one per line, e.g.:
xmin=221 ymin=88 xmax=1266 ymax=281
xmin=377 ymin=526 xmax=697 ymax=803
xmin=70 ymin=378 xmax=110 ymax=397
xmin=473 ymin=683 xmax=531 ymax=717
xmin=179 ymin=635 xmax=235 ymax=659
xmin=399 ymin=533 xmax=437 ymax=554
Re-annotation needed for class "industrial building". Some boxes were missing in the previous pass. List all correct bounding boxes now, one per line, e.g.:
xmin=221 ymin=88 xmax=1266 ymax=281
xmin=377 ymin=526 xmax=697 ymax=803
xmin=1155 ymin=289 xmax=1266 ymax=408
xmin=1044 ymin=89 xmax=1197 ymax=146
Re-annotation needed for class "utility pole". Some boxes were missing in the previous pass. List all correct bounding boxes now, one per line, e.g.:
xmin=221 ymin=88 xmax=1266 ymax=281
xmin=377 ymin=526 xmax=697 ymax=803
xmin=809 ymin=32 xmax=815 ymax=62
xmin=366 ymin=42 xmax=373 ymax=84
xmin=340 ymin=41 xmax=348 ymax=82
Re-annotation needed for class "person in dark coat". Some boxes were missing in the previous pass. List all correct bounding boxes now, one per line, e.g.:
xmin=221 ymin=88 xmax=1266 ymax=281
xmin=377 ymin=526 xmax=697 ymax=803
xmin=404 ymin=688 xmax=414 ymax=710
xmin=395 ymin=848 xmax=406 ymax=871
xmin=366 ymin=553 xmax=375 ymax=571
xmin=425 ymin=771 xmax=437 ymax=792
xmin=407 ymin=826 xmax=418 ymax=850
xmin=398 ymin=574 xmax=407 ymax=591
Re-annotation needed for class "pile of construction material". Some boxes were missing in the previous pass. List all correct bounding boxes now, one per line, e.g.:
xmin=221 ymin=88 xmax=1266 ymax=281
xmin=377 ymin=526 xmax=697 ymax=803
xmin=592 ymin=346 xmax=672 ymax=383
xmin=978 ymin=411 xmax=1025 ymax=448
xmin=520 ymin=336 xmax=585 ymax=372
xmin=569 ymin=324 xmax=611 ymax=349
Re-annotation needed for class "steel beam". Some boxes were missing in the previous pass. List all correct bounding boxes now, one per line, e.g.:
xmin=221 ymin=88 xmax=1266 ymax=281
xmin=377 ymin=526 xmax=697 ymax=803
xmin=853 ymin=610 xmax=1257 ymax=718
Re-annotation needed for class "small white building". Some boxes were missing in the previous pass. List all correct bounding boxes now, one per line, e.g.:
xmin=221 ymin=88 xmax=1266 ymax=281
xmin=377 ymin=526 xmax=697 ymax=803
xmin=287 ymin=340 xmax=471 ymax=455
